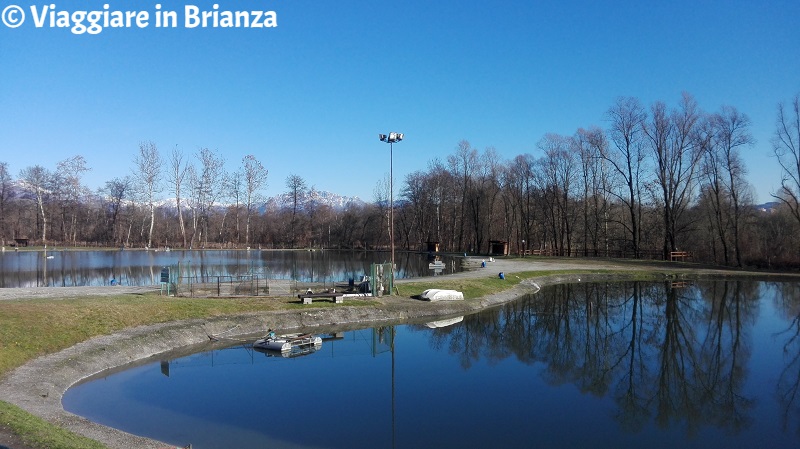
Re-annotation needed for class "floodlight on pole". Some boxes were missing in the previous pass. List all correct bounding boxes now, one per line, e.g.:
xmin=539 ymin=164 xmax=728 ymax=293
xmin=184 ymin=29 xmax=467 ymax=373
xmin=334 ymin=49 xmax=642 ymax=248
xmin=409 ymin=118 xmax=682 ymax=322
xmin=379 ymin=132 xmax=403 ymax=295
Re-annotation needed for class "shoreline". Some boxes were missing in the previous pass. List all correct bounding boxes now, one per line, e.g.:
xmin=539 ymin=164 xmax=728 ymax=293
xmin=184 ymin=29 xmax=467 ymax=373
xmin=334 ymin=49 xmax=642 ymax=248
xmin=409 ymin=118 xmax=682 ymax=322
xmin=1 ymin=258 xmax=797 ymax=448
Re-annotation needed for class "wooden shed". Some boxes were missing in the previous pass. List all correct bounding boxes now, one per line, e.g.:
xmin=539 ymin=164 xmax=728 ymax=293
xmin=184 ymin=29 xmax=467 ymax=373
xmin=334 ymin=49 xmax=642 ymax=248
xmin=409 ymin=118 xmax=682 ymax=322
xmin=489 ymin=240 xmax=509 ymax=256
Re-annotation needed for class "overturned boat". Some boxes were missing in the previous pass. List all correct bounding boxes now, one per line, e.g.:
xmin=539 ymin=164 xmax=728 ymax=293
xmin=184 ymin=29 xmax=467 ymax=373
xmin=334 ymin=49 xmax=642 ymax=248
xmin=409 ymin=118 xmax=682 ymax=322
xmin=419 ymin=289 xmax=464 ymax=301
xmin=253 ymin=333 xmax=322 ymax=352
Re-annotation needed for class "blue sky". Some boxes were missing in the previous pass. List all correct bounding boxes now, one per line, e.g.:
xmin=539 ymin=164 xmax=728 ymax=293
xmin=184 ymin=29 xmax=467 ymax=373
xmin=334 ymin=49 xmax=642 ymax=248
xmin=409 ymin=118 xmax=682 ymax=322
xmin=1 ymin=0 xmax=798 ymax=203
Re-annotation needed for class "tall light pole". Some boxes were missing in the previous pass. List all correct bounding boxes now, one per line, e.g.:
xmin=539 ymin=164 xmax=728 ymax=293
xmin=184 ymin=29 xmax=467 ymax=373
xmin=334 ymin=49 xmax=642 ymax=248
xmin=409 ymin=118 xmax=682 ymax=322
xmin=379 ymin=132 xmax=403 ymax=295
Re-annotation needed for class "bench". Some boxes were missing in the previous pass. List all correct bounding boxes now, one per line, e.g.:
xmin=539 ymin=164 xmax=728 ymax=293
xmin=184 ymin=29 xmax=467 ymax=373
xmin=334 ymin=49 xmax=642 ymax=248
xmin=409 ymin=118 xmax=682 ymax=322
xmin=670 ymin=251 xmax=691 ymax=261
xmin=298 ymin=292 xmax=344 ymax=304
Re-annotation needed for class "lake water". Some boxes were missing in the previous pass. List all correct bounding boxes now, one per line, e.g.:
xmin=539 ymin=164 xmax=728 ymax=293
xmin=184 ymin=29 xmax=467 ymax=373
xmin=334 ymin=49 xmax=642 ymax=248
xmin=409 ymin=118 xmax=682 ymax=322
xmin=62 ymin=280 xmax=800 ymax=449
xmin=0 ymin=249 xmax=458 ymax=288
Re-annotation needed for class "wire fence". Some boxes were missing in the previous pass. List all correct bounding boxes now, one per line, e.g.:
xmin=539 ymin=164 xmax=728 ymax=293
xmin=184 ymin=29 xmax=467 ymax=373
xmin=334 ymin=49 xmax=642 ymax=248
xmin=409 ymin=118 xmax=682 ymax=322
xmin=169 ymin=275 xmax=349 ymax=298
xmin=161 ymin=263 xmax=390 ymax=298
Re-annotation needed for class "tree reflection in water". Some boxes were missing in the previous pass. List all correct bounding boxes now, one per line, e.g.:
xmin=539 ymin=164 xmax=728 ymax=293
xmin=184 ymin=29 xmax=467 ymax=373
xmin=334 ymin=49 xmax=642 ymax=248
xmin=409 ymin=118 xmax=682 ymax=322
xmin=774 ymin=282 xmax=800 ymax=436
xmin=425 ymin=280 xmax=767 ymax=438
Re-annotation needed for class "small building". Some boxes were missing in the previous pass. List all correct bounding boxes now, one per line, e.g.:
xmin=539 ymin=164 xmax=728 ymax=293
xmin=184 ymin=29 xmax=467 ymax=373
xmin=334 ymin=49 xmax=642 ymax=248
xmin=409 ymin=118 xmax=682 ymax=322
xmin=489 ymin=240 xmax=509 ymax=256
xmin=13 ymin=238 xmax=30 ymax=247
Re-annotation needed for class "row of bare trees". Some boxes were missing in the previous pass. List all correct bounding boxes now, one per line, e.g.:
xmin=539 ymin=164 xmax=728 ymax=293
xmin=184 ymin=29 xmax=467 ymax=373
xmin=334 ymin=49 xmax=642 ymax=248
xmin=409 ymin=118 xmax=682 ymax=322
xmin=395 ymin=92 xmax=799 ymax=267
xmin=1 ymin=92 xmax=798 ymax=268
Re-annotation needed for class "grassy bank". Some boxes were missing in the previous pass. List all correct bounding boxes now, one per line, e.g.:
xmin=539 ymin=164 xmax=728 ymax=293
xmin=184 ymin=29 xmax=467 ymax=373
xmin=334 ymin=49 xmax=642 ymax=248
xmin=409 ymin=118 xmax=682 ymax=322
xmin=0 ymin=401 xmax=106 ymax=449
xmin=0 ymin=272 xmax=540 ymax=449
xmin=0 ymin=292 xmax=381 ymax=448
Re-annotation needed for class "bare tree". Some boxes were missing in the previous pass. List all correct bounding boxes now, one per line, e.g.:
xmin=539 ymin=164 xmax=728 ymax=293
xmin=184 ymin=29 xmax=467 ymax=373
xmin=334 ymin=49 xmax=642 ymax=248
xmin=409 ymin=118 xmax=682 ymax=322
xmin=772 ymin=93 xmax=800 ymax=228
xmin=286 ymin=174 xmax=307 ymax=247
xmin=242 ymin=155 xmax=268 ymax=246
xmin=537 ymin=133 xmax=578 ymax=255
xmin=132 ymin=141 xmax=162 ymax=248
xmin=447 ymin=140 xmax=478 ymax=251
xmin=226 ymin=169 xmax=244 ymax=244
xmin=701 ymin=107 xmax=754 ymax=266
xmin=103 ymin=177 xmax=132 ymax=245
xmin=19 ymin=165 xmax=53 ymax=244
xmin=55 ymin=155 xmax=90 ymax=244
xmin=604 ymin=96 xmax=647 ymax=257
xmin=0 ymin=162 xmax=13 ymax=243
xmin=167 ymin=146 xmax=189 ymax=248
xmin=188 ymin=148 xmax=225 ymax=247
xmin=574 ymin=127 xmax=611 ymax=256
xmin=645 ymin=93 xmax=703 ymax=259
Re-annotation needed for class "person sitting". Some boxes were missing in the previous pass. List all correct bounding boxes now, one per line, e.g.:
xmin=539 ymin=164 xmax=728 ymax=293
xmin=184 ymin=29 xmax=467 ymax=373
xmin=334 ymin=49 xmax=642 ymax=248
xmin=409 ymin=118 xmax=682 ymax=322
xmin=267 ymin=329 xmax=276 ymax=339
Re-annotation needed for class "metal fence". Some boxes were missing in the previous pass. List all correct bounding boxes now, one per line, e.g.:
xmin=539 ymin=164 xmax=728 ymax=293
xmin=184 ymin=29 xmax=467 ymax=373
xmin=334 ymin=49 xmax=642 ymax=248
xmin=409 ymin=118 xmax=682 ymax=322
xmin=170 ymin=275 xmax=343 ymax=298
xmin=164 ymin=263 xmax=390 ymax=298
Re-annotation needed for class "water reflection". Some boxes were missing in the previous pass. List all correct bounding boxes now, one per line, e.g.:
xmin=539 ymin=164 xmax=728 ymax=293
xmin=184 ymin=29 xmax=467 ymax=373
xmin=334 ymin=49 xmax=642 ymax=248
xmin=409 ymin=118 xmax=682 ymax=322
xmin=451 ymin=281 xmax=760 ymax=436
xmin=774 ymin=282 xmax=800 ymax=436
xmin=0 ymin=249 xmax=460 ymax=288
xmin=63 ymin=281 xmax=800 ymax=449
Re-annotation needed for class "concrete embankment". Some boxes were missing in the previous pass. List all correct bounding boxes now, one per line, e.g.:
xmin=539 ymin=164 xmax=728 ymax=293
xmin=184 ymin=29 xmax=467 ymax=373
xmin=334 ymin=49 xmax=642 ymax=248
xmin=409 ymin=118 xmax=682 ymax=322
xmin=0 ymin=257 xmax=792 ymax=449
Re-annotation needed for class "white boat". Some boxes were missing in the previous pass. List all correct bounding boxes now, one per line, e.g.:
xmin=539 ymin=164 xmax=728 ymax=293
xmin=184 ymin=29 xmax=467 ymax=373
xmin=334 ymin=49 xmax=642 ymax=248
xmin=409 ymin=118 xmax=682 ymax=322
xmin=254 ymin=343 xmax=321 ymax=358
xmin=419 ymin=289 xmax=464 ymax=301
xmin=253 ymin=333 xmax=322 ymax=352
xmin=425 ymin=316 xmax=464 ymax=328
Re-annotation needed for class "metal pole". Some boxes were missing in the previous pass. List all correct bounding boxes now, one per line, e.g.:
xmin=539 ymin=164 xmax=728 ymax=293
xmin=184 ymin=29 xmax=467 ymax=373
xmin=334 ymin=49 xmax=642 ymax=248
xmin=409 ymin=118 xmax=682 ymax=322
xmin=390 ymin=141 xmax=394 ymax=294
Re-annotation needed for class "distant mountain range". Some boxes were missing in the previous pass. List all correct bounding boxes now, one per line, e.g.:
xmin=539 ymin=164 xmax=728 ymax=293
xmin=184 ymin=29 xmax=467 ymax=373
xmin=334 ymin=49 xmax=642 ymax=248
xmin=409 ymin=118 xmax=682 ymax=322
xmin=4 ymin=179 xmax=787 ymax=213
xmin=7 ymin=180 xmax=366 ymax=211
xmin=268 ymin=190 xmax=366 ymax=210
xmin=755 ymin=202 xmax=781 ymax=213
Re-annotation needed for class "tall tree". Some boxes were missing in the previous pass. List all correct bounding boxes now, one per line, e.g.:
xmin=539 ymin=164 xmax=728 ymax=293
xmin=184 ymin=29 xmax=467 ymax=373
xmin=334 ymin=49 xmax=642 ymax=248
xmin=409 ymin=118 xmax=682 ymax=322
xmin=103 ymin=177 xmax=132 ymax=245
xmin=574 ymin=127 xmax=611 ymax=256
xmin=604 ymin=96 xmax=647 ymax=257
xmin=505 ymin=154 xmax=538 ymax=253
xmin=0 ymin=162 xmax=13 ymax=243
xmin=19 ymin=165 xmax=53 ymax=244
xmin=645 ymin=93 xmax=702 ymax=259
xmin=701 ymin=107 xmax=754 ymax=266
xmin=168 ymin=146 xmax=189 ymax=248
xmin=242 ymin=155 xmax=268 ymax=246
xmin=772 ymin=93 xmax=800 ymax=228
xmin=285 ymin=174 xmax=307 ymax=247
xmin=447 ymin=140 xmax=478 ymax=251
xmin=55 ymin=155 xmax=90 ymax=244
xmin=226 ymin=169 xmax=244 ymax=244
xmin=537 ymin=133 xmax=577 ymax=255
xmin=188 ymin=148 xmax=225 ymax=247
xmin=132 ymin=141 xmax=162 ymax=248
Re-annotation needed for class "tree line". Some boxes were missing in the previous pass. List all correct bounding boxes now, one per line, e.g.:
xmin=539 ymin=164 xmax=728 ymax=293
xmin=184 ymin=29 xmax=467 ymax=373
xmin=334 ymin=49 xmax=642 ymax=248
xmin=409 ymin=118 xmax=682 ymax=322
xmin=1 ymin=92 xmax=798 ymax=268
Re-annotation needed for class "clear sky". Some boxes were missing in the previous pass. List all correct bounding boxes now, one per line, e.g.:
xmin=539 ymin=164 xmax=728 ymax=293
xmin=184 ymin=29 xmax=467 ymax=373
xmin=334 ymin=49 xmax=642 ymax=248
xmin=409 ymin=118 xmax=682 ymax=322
xmin=1 ymin=0 xmax=798 ymax=203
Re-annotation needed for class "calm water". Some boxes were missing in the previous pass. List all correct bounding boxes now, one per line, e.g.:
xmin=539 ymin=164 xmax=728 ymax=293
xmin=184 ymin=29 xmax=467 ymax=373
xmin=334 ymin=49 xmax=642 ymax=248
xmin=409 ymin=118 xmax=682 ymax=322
xmin=0 ymin=249 xmax=458 ymax=288
xmin=63 ymin=280 xmax=800 ymax=449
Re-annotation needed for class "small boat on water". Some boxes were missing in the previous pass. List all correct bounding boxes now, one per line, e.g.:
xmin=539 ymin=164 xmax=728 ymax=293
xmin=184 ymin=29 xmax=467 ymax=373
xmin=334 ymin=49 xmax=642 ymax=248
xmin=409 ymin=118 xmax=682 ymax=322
xmin=253 ymin=333 xmax=322 ymax=352
xmin=254 ymin=343 xmax=321 ymax=358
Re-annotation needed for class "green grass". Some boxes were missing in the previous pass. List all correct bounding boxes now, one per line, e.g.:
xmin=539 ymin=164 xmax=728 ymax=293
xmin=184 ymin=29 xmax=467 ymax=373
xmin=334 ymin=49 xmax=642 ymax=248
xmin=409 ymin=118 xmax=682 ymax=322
xmin=0 ymin=401 xmax=106 ymax=449
xmin=0 ymin=293 xmax=293 ymax=374
xmin=0 ymin=293 xmax=306 ymax=448
xmin=399 ymin=269 xmax=617 ymax=299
